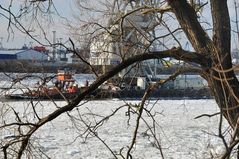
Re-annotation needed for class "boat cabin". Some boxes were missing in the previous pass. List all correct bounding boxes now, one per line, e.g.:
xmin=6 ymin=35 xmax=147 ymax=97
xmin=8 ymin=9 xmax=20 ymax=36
xmin=53 ymin=69 xmax=79 ymax=93
xmin=57 ymin=69 xmax=73 ymax=81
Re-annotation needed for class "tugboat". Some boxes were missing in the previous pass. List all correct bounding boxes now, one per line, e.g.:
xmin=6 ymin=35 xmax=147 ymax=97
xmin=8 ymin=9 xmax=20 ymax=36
xmin=5 ymin=69 xmax=121 ymax=100
xmin=5 ymin=69 xmax=81 ymax=100
xmin=5 ymin=69 xmax=211 ymax=100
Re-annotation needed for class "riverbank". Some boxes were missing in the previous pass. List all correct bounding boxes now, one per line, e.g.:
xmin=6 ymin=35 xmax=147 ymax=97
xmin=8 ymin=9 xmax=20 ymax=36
xmin=0 ymin=60 xmax=91 ymax=73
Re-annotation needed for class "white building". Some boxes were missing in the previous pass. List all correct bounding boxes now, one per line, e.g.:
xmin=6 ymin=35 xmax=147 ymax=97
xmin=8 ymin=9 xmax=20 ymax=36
xmin=90 ymin=27 xmax=121 ymax=66
xmin=174 ymin=75 xmax=207 ymax=89
xmin=89 ymin=10 xmax=155 ymax=66
xmin=153 ymin=74 xmax=208 ymax=89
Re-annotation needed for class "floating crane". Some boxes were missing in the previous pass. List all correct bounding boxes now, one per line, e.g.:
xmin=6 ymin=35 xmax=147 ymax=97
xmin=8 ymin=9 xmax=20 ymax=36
xmin=90 ymin=0 xmax=161 ymax=76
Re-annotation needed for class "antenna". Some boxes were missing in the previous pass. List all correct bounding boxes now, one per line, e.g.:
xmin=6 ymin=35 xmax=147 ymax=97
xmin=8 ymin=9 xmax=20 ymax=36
xmin=234 ymin=1 xmax=239 ymax=45
xmin=0 ymin=37 xmax=3 ymax=49
xmin=58 ymin=37 xmax=63 ymax=59
xmin=59 ymin=37 xmax=62 ymax=50
xmin=29 ymin=41 xmax=33 ymax=48
xmin=234 ymin=0 xmax=239 ymax=63
xmin=52 ymin=31 xmax=56 ymax=60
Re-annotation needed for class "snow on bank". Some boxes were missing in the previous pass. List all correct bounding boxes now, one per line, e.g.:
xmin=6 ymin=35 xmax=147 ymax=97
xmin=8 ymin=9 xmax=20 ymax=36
xmin=1 ymin=99 xmax=230 ymax=158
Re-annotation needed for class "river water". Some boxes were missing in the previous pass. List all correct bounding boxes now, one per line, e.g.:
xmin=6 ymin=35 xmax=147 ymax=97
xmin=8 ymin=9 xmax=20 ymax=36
xmin=0 ymin=99 xmax=233 ymax=158
xmin=0 ymin=73 xmax=234 ymax=158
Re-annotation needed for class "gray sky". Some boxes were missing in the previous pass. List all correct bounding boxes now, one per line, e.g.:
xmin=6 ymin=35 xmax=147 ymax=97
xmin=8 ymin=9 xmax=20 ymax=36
xmin=0 ymin=0 xmax=238 ymax=50
xmin=0 ymin=0 xmax=74 ymax=49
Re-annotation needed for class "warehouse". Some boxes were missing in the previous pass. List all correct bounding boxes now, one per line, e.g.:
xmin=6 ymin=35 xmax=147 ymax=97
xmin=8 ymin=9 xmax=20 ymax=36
xmin=0 ymin=49 xmax=48 ymax=61
xmin=0 ymin=50 xmax=18 ymax=60
xmin=174 ymin=75 xmax=207 ymax=90
xmin=16 ymin=49 xmax=48 ymax=61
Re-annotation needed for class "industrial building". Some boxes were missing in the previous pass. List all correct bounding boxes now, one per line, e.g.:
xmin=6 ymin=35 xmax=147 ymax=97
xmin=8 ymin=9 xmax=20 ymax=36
xmin=0 ymin=48 xmax=49 ymax=61
xmin=173 ymin=75 xmax=207 ymax=89
xmin=0 ymin=50 xmax=18 ymax=60
xmin=135 ymin=74 xmax=208 ymax=90
xmin=16 ymin=49 xmax=48 ymax=61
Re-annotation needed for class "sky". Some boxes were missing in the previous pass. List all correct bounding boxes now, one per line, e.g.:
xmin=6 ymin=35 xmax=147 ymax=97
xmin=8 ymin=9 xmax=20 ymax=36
xmin=0 ymin=0 xmax=75 ymax=49
xmin=0 ymin=0 xmax=238 ymax=50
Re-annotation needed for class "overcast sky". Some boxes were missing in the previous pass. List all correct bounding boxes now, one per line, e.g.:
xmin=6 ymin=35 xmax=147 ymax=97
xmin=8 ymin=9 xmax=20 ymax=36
xmin=0 ymin=0 xmax=74 ymax=49
xmin=0 ymin=0 xmax=238 ymax=50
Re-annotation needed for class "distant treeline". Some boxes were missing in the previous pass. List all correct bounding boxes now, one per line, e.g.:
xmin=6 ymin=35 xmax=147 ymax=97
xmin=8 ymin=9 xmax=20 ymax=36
xmin=0 ymin=60 xmax=91 ymax=73
xmin=0 ymin=60 xmax=212 ymax=75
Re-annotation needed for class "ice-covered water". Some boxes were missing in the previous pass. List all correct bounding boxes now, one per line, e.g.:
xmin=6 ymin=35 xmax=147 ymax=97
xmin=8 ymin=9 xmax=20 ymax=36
xmin=0 ymin=73 xmax=96 ymax=89
xmin=0 ymin=99 xmax=231 ymax=159
xmin=0 ymin=73 xmax=233 ymax=158
xmin=0 ymin=73 xmax=96 ymax=96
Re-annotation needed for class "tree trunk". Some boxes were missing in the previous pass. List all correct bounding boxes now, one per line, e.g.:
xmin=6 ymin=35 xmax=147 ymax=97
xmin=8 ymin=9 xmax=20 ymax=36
xmin=168 ymin=0 xmax=239 ymax=129
xmin=209 ymin=69 xmax=239 ymax=127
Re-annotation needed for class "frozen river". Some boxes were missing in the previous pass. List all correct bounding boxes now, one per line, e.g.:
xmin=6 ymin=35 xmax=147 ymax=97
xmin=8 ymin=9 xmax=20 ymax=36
xmin=0 ymin=99 xmax=231 ymax=159
xmin=0 ymin=73 xmax=232 ymax=158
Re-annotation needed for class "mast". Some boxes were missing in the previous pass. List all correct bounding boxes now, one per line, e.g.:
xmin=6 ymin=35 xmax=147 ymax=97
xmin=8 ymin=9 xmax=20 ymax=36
xmin=234 ymin=0 xmax=239 ymax=62
xmin=0 ymin=37 xmax=3 ymax=50
xmin=52 ymin=30 xmax=56 ymax=60
xmin=0 ymin=37 xmax=3 ymax=49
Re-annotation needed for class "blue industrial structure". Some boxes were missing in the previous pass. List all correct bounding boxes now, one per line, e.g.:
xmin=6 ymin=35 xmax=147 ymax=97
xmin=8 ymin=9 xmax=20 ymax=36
xmin=0 ymin=50 xmax=19 ymax=60
xmin=0 ymin=54 xmax=17 ymax=60
xmin=17 ymin=50 xmax=48 ymax=61
xmin=0 ymin=49 xmax=48 ymax=61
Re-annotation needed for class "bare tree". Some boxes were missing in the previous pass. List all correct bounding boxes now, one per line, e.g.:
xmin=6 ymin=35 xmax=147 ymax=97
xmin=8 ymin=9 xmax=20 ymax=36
xmin=1 ymin=0 xmax=239 ymax=158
